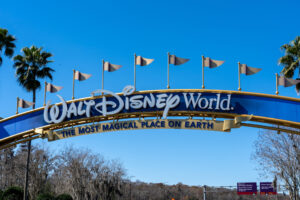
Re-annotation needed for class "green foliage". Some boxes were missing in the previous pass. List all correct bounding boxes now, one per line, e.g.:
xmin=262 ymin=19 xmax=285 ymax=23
xmin=36 ymin=193 xmax=55 ymax=200
xmin=0 ymin=189 xmax=3 ymax=200
xmin=279 ymin=36 xmax=300 ymax=92
xmin=13 ymin=46 xmax=54 ymax=93
xmin=0 ymin=28 xmax=16 ymax=66
xmin=2 ymin=186 xmax=23 ymax=200
xmin=55 ymin=194 xmax=73 ymax=200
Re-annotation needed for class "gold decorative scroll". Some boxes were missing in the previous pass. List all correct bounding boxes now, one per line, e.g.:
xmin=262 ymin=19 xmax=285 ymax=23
xmin=45 ymin=118 xmax=250 ymax=141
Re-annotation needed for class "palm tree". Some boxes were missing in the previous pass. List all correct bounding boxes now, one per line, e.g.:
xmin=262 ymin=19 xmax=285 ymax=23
xmin=13 ymin=45 xmax=54 ymax=200
xmin=0 ymin=28 xmax=16 ymax=66
xmin=279 ymin=36 xmax=300 ymax=91
xmin=13 ymin=46 xmax=54 ymax=105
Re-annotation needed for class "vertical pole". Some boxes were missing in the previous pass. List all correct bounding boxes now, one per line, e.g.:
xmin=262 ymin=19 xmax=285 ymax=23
xmin=44 ymin=81 xmax=47 ymax=106
xmin=167 ymin=52 xmax=170 ymax=89
xmin=16 ymin=97 xmax=19 ymax=114
xmin=203 ymin=185 xmax=206 ymax=200
xmin=72 ymin=69 xmax=75 ymax=100
xmin=134 ymin=53 xmax=136 ymax=91
xmin=238 ymin=62 xmax=241 ymax=91
xmin=276 ymin=73 xmax=279 ymax=95
xmin=102 ymin=60 xmax=104 ymax=95
xmin=202 ymin=55 xmax=205 ymax=89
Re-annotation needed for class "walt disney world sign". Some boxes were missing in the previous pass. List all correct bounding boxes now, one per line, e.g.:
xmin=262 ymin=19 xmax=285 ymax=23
xmin=1 ymin=85 xmax=300 ymax=147
xmin=44 ymin=86 xmax=233 ymax=124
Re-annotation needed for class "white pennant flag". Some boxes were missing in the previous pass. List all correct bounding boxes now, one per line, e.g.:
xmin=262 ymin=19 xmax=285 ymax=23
xmin=203 ymin=57 xmax=225 ymax=68
xmin=278 ymin=76 xmax=300 ymax=87
xmin=18 ymin=98 xmax=34 ymax=108
xmin=46 ymin=82 xmax=63 ymax=93
xmin=74 ymin=70 xmax=92 ymax=81
xmin=104 ymin=62 xmax=122 ymax=72
xmin=136 ymin=56 xmax=154 ymax=66
xmin=240 ymin=64 xmax=262 ymax=75
xmin=169 ymin=54 xmax=189 ymax=65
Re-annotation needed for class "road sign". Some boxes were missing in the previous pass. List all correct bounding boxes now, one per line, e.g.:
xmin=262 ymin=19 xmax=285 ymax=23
xmin=260 ymin=182 xmax=277 ymax=195
xmin=237 ymin=182 xmax=257 ymax=195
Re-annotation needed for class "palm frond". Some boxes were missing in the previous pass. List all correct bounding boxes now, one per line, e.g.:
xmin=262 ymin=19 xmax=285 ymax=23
xmin=16 ymin=66 xmax=27 ymax=76
xmin=286 ymin=46 xmax=299 ymax=56
xmin=0 ymin=28 xmax=16 ymax=66
xmin=281 ymin=63 xmax=297 ymax=78
xmin=4 ymin=47 xmax=14 ymax=57
xmin=36 ymin=67 xmax=55 ymax=80
xmin=0 ymin=28 xmax=8 ymax=36
xmin=281 ymin=44 xmax=291 ymax=51
xmin=278 ymin=54 xmax=294 ymax=66
xmin=13 ymin=55 xmax=24 ymax=61
xmin=41 ymin=52 xmax=53 ymax=59
xmin=5 ymin=41 xmax=16 ymax=48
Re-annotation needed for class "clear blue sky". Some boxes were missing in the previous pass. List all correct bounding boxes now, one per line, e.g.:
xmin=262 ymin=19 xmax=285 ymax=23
xmin=1 ymin=0 xmax=300 ymax=187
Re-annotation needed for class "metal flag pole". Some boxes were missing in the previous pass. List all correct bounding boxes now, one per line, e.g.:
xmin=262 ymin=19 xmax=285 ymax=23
xmin=72 ymin=69 xmax=75 ymax=100
xmin=276 ymin=73 xmax=279 ymax=95
xmin=238 ymin=62 xmax=241 ymax=91
xmin=102 ymin=59 xmax=104 ymax=91
xmin=134 ymin=53 xmax=136 ymax=91
xmin=44 ymin=81 xmax=47 ymax=106
xmin=16 ymin=97 xmax=19 ymax=114
xmin=167 ymin=52 xmax=170 ymax=89
xmin=202 ymin=55 xmax=205 ymax=89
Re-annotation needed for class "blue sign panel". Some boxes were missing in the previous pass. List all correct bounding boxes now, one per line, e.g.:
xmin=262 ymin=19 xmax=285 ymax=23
xmin=260 ymin=182 xmax=276 ymax=195
xmin=237 ymin=182 xmax=257 ymax=195
xmin=1 ymin=89 xmax=300 ymax=139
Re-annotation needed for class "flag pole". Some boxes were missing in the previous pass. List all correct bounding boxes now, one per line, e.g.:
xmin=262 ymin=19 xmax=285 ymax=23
xmin=102 ymin=59 xmax=104 ymax=90
xmin=44 ymin=81 xmax=47 ymax=106
xmin=238 ymin=62 xmax=241 ymax=91
xmin=276 ymin=73 xmax=279 ymax=95
xmin=167 ymin=52 xmax=170 ymax=89
xmin=134 ymin=53 xmax=136 ymax=91
xmin=72 ymin=69 xmax=75 ymax=100
xmin=16 ymin=97 xmax=19 ymax=114
xmin=202 ymin=55 xmax=205 ymax=89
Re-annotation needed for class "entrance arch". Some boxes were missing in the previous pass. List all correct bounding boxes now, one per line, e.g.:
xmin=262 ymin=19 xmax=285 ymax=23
xmin=1 ymin=88 xmax=300 ymax=149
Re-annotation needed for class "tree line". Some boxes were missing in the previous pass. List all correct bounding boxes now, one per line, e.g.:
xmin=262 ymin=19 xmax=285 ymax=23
xmin=0 ymin=144 xmax=125 ymax=200
xmin=0 ymin=144 xmax=291 ymax=200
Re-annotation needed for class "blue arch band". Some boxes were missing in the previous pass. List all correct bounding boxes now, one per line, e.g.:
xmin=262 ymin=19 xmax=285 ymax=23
xmin=1 ymin=89 xmax=300 ymax=140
